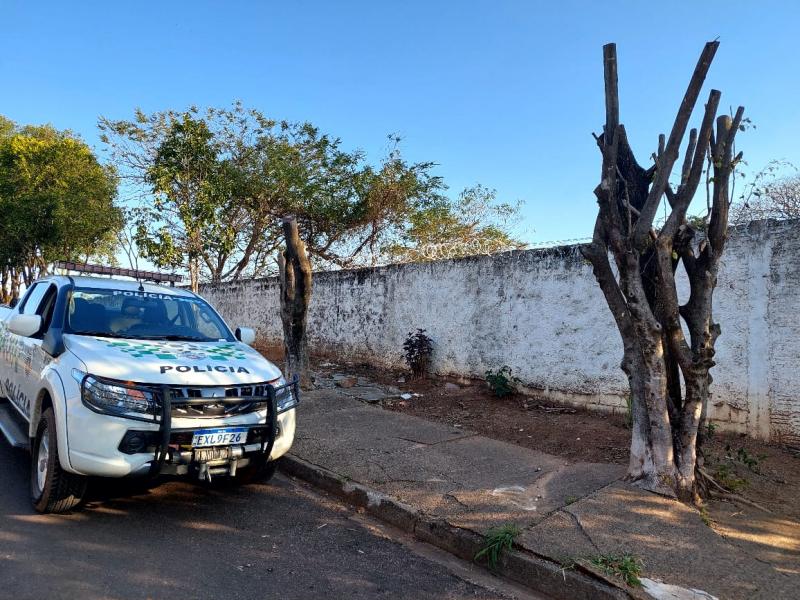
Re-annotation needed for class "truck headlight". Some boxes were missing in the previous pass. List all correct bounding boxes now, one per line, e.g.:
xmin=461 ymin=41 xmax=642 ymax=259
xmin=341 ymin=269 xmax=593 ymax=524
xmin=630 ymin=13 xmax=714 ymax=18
xmin=80 ymin=374 xmax=156 ymax=419
xmin=274 ymin=377 xmax=298 ymax=413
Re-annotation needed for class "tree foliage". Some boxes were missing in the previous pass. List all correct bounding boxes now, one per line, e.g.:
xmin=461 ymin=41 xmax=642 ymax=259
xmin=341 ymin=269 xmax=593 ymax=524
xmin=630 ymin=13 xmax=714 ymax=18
xmin=731 ymin=161 xmax=799 ymax=223
xmin=386 ymin=185 xmax=524 ymax=262
xmin=99 ymin=104 xmax=523 ymax=289
xmin=0 ymin=117 xmax=121 ymax=301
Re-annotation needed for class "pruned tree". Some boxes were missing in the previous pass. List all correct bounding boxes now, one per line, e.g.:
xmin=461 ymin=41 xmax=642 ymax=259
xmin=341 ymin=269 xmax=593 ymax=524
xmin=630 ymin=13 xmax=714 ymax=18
xmin=278 ymin=217 xmax=313 ymax=387
xmin=581 ymin=41 xmax=744 ymax=501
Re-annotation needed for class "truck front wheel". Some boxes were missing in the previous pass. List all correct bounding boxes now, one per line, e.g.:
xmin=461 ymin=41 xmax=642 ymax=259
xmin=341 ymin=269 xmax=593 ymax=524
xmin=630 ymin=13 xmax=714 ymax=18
xmin=237 ymin=455 xmax=278 ymax=484
xmin=210 ymin=455 xmax=277 ymax=488
xmin=31 ymin=408 xmax=87 ymax=513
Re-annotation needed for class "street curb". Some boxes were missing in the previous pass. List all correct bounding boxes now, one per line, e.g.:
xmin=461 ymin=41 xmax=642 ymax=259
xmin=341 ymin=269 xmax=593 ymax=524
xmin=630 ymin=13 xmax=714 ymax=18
xmin=279 ymin=454 xmax=632 ymax=600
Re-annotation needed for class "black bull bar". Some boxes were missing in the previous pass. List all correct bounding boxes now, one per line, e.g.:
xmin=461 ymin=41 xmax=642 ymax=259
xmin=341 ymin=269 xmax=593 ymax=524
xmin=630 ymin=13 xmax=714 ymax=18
xmin=79 ymin=374 xmax=300 ymax=477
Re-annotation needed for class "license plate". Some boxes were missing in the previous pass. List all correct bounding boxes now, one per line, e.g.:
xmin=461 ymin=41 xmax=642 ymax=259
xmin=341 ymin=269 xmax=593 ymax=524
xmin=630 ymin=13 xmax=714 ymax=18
xmin=191 ymin=427 xmax=248 ymax=448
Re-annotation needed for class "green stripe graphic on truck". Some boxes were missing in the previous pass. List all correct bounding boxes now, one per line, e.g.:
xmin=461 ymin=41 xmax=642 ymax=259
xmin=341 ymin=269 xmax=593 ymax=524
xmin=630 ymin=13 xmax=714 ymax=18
xmin=102 ymin=340 xmax=247 ymax=361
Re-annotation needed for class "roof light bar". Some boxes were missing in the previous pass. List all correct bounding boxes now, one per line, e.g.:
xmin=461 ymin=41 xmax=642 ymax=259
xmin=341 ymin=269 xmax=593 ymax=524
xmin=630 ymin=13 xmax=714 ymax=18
xmin=53 ymin=261 xmax=183 ymax=284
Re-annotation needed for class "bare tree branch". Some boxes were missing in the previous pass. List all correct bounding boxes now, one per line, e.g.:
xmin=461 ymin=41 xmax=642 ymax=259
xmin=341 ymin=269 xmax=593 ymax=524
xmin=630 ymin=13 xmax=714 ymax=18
xmin=633 ymin=41 xmax=719 ymax=249
xmin=660 ymin=89 xmax=721 ymax=240
xmin=681 ymin=128 xmax=698 ymax=185
xmin=603 ymin=44 xmax=620 ymax=142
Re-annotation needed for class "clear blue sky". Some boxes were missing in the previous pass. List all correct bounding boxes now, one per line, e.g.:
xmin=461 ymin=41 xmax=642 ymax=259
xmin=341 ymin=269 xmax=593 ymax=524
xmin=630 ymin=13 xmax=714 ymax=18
xmin=2 ymin=0 xmax=798 ymax=244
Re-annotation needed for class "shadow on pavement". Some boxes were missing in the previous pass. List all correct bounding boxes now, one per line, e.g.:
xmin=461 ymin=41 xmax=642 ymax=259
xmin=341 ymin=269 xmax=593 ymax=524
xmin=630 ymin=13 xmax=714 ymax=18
xmin=0 ymin=441 xmax=505 ymax=600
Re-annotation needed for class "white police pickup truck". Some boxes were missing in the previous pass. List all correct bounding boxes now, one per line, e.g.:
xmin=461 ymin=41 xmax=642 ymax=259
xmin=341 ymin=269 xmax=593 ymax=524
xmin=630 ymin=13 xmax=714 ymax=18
xmin=0 ymin=274 xmax=298 ymax=513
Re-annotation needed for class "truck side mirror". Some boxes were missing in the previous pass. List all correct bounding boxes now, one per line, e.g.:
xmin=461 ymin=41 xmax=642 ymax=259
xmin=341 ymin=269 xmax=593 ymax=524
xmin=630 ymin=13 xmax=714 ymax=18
xmin=8 ymin=314 xmax=42 ymax=338
xmin=235 ymin=326 xmax=256 ymax=346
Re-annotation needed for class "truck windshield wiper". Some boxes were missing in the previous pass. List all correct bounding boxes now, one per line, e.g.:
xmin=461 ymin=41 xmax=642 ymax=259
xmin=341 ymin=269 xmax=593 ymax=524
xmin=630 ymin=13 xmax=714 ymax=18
xmin=70 ymin=331 xmax=214 ymax=342
xmin=71 ymin=330 xmax=129 ymax=339
xmin=154 ymin=334 xmax=212 ymax=342
xmin=70 ymin=331 xmax=196 ymax=341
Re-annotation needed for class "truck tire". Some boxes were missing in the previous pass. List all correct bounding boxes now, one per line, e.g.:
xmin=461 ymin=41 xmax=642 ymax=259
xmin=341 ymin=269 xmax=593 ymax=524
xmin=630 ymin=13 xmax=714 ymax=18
xmin=237 ymin=455 xmax=278 ymax=484
xmin=31 ymin=408 xmax=87 ymax=513
xmin=210 ymin=455 xmax=277 ymax=488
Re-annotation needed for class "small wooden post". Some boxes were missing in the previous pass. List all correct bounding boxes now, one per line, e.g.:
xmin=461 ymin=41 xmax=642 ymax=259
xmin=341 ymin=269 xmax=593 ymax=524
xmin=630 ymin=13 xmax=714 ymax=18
xmin=278 ymin=217 xmax=313 ymax=387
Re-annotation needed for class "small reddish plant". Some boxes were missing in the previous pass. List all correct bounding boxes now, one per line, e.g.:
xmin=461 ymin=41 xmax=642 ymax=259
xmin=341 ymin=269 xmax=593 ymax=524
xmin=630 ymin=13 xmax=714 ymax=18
xmin=403 ymin=329 xmax=433 ymax=378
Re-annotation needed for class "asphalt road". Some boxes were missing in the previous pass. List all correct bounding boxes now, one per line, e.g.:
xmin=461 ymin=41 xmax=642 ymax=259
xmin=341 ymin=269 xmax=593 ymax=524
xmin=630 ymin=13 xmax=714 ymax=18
xmin=0 ymin=441 xmax=541 ymax=600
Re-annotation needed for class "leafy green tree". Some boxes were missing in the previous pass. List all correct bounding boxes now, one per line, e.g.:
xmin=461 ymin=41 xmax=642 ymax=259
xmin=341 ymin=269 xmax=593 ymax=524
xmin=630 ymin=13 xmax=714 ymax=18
xmin=276 ymin=135 xmax=451 ymax=267
xmin=0 ymin=117 xmax=121 ymax=302
xmin=139 ymin=113 xmax=228 ymax=291
xmin=100 ymin=104 xmax=450 ymax=287
xmin=0 ymin=116 xmax=14 ymax=139
xmin=102 ymin=106 xmax=268 ymax=290
xmin=101 ymin=105 xmax=523 ymax=286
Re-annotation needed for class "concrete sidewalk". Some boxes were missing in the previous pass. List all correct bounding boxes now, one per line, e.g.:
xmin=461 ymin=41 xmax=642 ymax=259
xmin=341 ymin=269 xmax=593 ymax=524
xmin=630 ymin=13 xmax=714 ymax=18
xmin=281 ymin=387 xmax=796 ymax=600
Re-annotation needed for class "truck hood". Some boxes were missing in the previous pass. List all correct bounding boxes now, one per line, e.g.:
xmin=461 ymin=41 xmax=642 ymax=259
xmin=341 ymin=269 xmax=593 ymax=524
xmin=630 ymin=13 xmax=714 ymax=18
xmin=64 ymin=334 xmax=282 ymax=385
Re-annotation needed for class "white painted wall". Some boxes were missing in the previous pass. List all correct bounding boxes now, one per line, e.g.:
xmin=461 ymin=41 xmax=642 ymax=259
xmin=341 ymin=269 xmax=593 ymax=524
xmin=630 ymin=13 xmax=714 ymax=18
xmin=200 ymin=219 xmax=800 ymax=443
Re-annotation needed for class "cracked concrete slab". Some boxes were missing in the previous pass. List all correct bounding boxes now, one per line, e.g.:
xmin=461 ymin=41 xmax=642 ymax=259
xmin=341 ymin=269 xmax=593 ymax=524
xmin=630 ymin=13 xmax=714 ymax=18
xmin=293 ymin=390 xmax=623 ymax=535
xmin=299 ymin=391 xmax=474 ymax=445
xmin=300 ymin=388 xmax=368 ymax=413
xmin=521 ymin=482 xmax=797 ymax=600
xmin=446 ymin=461 xmax=625 ymax=532
xmin=289 ymin=386 xmax=795 ymax=600
xmin=707 ymin=503 xmax=800 ymax=576
xmin=341 ymin=385 xmax=396 ymax=403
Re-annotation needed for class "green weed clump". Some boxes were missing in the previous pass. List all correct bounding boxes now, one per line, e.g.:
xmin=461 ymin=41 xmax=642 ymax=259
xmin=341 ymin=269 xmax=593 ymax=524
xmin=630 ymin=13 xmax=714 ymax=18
xmin=715 ymin=463 xmax=749 ymax=492
xmin=485 ymin=366 xmax=520 ymax=398
xmin=590 ymin=553 xmax=643 ymax=587
xmin=624 ymin=394 xmax=633 ymax=429
xmin=474 ymin=524 xmax=521 ymax=570
xmin=726 ymin=445 xmax=767 ymax=473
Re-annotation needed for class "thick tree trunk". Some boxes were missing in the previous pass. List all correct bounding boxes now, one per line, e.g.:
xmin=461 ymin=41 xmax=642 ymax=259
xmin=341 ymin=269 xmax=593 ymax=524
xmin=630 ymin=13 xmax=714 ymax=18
xmin=278 ymin=217 xmax=313 ymax=388
xmin=10 ymin=269 xmax=20 ymax=303
xmin=188 ymin=255 xmax=200 ymax=292
xmin=0 ymin=269 xmax=8 ymax=305
xmin=583 ymin=41 xmax=743 ymax=502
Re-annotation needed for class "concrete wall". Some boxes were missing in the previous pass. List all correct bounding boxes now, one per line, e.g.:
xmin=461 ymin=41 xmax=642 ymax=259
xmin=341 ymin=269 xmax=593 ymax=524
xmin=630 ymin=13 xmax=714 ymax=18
xmin=200 ymin=219 xmax=800 ymax=443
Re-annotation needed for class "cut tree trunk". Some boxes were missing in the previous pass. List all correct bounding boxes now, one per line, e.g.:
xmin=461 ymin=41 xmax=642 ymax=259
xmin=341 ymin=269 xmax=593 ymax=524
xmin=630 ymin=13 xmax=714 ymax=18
xmin=278 ymin=216 xmax=313 ymax=388
xmin=581 ymin=41 xmax=744 ymax=502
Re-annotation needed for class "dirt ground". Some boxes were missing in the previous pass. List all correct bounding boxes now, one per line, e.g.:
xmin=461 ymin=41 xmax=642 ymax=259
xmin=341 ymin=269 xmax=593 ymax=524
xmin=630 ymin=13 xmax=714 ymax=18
xmin=384 ymin=370 xmax=632 ymax=465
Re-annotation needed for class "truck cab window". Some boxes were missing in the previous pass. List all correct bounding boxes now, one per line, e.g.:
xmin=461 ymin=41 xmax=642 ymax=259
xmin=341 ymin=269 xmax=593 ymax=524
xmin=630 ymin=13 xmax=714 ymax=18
xmin=19 ymin=282 xmax=48 ymax=315
xmin=37 ymin=286 xmax=58 ymax=335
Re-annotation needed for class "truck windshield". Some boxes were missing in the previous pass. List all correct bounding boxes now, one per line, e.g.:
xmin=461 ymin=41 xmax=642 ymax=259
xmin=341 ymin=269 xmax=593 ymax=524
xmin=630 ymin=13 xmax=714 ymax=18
xmin=66 ymin=288 xmax=233 ymax=342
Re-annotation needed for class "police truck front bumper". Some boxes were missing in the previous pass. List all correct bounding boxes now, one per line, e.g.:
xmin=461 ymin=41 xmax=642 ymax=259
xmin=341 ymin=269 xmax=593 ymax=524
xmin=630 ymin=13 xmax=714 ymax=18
xmin=66 ymin=376 xmax=299 ymax=479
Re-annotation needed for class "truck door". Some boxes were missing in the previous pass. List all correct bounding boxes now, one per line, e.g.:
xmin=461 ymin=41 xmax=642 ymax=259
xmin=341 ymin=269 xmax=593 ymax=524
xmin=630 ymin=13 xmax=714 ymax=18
xmin=4 ymin=282 xmax=57 ymax=419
